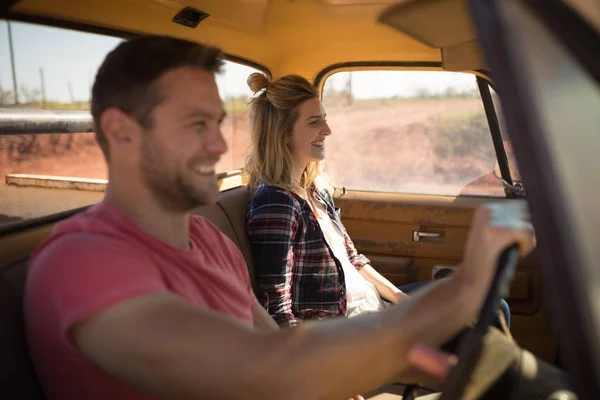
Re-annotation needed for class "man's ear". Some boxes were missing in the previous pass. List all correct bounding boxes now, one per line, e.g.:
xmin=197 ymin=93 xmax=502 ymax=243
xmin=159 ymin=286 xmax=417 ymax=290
xmin=99 ymin=108 xmax=142 ymax=152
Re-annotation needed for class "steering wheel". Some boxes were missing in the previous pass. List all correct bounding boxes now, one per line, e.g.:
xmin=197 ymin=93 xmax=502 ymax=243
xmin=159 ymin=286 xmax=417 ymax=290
xmin=401 ymin=245 xmax=520 ymax=400
xmin=437 ymin=244 xmax=521 ymax=400
xmin=401 ymin=243 xmax=576 ymax=400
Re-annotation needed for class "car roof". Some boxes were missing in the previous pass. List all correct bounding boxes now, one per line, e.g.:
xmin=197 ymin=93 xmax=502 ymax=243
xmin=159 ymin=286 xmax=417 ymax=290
xmin=4 ymin=0 xmax=486 ymax=80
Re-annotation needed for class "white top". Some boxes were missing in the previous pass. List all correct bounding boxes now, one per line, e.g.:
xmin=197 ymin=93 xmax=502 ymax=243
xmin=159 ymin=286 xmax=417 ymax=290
xmin=311 ymin=199 xmax=386 ymax=318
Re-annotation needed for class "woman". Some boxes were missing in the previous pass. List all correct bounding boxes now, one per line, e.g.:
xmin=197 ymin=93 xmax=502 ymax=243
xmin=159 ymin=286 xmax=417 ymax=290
xmin=244 ymin=72 xmax=511 ymax=329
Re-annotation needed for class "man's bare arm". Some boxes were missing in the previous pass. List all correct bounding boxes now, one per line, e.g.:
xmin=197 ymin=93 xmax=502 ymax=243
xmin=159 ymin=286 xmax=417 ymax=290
xmin=71 ymin=203 xmax=535 ymax=400
xmin=70 ymin=279 xmax=470 ymax=400
xmin=69 ymin=276 xmax=495 ymax=399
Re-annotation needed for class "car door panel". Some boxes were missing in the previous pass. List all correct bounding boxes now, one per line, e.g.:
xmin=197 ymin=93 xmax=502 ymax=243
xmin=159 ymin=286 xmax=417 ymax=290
xmin=334 ymin=189 xmax=553 ymax=362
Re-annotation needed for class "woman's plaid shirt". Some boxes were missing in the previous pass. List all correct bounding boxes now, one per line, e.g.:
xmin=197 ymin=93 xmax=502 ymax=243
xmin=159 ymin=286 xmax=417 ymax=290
xmin=246 ymin=182 xmax=370 ymax=327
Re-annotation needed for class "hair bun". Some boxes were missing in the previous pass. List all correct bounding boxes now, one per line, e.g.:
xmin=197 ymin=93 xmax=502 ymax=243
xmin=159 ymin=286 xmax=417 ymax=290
xmin=247 ymin=72 xmax=270 ymax=94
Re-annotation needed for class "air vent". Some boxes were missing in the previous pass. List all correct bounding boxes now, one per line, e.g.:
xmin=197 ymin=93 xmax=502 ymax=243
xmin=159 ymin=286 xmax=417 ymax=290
xmin=172 ymin=7 xmax=210 ymax=29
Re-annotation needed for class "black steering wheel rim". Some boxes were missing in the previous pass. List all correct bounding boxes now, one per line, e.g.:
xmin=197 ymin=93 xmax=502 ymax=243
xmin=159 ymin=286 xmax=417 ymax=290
xmin=438 ymin=245 xmax=521 ymax=400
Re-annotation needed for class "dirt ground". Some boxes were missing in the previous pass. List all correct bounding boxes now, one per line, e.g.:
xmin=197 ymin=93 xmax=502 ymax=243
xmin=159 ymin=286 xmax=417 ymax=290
xmin=1 ymin=98 xmax=511 ymax=223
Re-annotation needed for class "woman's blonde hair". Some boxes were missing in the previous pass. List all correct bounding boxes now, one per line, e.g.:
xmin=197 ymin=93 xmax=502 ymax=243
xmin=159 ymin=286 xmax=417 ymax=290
xmin=244 ymin=72 xmax=328 ymax=197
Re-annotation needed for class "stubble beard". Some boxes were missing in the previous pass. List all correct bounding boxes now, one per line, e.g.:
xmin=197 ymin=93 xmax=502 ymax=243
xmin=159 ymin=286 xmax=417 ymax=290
xmin=139 ymin=138 xmax=218 ymax=213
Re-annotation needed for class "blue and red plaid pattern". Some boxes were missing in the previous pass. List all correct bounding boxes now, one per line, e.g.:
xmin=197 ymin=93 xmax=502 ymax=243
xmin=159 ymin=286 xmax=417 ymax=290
xmin=246 ymin=181 xmax=370 ymax=327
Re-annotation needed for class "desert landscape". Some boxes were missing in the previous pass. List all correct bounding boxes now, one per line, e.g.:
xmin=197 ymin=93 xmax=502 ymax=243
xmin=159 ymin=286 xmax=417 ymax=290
xmin=325 ymin=97 xmax=505 ymax=196
xmin=0 ymin=96 xmax=517 ymax=225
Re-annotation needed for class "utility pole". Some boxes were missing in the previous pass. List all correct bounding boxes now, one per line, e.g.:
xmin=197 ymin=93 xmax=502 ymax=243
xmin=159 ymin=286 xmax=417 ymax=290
xmin=67 ymin=81 xmax=74 ymax=104
xmin=39 ymin=67 xmax=47 ymax=107
xmin=345 ymin=72 xmax=353 ymax=107
xmin=0 ymin=71 xmax=4 ymax=105
xmin=7 ymin=21 xmax=19 ymax=104
xmin=87 ymin=70 xmax=92 ymax=107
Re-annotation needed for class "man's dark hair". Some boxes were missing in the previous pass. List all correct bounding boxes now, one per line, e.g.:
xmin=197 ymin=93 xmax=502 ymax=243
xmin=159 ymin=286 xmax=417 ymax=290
xmin=91 ymin=35 xmax=224 ymax=160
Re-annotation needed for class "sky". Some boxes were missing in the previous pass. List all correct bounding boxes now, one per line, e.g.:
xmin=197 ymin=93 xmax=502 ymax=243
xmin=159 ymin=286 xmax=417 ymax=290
xmin=0 ymin=19 xmax=478 ymax=104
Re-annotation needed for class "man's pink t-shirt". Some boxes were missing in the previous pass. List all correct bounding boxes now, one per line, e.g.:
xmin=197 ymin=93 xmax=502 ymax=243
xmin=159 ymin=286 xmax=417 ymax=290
xmin=24 ymin=200 xmax=258 ymax=399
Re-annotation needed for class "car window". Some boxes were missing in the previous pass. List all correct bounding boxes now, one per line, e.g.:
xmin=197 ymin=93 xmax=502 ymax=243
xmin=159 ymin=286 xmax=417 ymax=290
xmin=0 ymin=20 xmax=260 ymax=228
xmin=321 ymin=70 xmax=506 ymax=197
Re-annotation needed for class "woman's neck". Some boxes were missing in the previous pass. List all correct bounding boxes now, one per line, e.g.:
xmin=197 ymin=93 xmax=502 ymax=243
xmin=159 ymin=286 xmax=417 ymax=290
xmin=291 ymin=159 xmax=308 ymax=189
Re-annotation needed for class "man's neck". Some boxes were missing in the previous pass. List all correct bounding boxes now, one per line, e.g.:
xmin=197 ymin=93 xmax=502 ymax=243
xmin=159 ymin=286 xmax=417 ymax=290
xmin=104 ymin=184 xmax=191 ymax=251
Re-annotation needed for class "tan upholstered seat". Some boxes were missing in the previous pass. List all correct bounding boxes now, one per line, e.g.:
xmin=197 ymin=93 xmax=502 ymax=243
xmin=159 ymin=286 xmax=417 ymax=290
xmin=192 ymin=185 xmax=256 ymax=289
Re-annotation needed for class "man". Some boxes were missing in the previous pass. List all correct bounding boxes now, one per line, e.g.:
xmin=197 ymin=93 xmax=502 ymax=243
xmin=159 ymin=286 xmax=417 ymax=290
xmin=24 ymin=36 xmax=536 ymax=400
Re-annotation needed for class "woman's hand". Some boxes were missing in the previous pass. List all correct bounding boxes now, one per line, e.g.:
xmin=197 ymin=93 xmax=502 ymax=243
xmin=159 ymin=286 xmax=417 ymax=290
xmin=359 ymin=265 xmax=409 ymax=304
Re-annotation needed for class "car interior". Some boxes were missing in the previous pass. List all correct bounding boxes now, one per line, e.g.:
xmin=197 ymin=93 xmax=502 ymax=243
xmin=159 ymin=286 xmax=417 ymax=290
xmin=1 ymin=0 xmax=599 ymax=398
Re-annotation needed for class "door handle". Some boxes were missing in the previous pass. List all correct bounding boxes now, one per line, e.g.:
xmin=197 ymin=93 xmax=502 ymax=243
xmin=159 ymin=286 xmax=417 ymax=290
xmin=412 ymin=230 xmax=444 ymax=242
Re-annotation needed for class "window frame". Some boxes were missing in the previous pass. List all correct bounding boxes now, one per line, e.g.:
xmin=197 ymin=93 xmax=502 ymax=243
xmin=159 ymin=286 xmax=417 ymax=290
xmin=478 ymin=78 xmax=524 ymax=198
xmin=315 ymin=63 xmax=518 ymax=198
